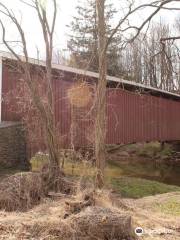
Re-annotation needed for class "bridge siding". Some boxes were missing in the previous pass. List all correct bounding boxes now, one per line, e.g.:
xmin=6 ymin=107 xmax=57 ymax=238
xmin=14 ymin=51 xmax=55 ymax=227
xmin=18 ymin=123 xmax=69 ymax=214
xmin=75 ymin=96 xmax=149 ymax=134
xmin=2 ymin=61 xmax=180 ymax=153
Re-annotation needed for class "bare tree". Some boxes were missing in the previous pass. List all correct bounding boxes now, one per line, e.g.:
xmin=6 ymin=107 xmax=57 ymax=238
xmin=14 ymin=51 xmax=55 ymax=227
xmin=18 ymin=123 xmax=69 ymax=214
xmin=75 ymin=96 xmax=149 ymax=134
xmin=95 ymin=0 xmax=107 ymax=188
xmin=0 ymin=0 xmax=62 ymax=190
xmin=95 ymin=0 xmax=180 ymax=188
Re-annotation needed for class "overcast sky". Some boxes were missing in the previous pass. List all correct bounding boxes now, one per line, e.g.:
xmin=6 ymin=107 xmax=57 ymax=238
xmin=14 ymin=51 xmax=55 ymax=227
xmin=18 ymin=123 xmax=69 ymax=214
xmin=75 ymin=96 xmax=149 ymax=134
xmin=0 ymin=0 xmax=179 ymax=59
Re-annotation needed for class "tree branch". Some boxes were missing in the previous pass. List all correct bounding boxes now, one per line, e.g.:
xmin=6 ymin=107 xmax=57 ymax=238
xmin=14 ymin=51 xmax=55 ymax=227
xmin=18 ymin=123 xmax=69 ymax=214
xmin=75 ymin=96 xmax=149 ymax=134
xmin=160 ymin=36 xmax=180 ymax=41
xmin=105 ymin=0 xmax=180 ymax=50
xmin=0 ymin=20 xmax=22 ymax=62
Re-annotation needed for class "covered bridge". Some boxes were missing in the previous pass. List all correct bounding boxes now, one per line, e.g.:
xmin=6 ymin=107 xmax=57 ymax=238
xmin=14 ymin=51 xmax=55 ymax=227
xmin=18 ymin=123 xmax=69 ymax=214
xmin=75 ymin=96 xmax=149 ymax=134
xmin=0 ymin=51 xmax=180 ymax=154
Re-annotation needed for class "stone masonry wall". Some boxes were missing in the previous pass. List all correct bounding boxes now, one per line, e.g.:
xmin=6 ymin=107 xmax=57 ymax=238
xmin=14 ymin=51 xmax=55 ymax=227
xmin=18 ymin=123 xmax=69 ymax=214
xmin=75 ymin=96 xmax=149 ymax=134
xmin=0 ymin=122 xmax=29 ymax=169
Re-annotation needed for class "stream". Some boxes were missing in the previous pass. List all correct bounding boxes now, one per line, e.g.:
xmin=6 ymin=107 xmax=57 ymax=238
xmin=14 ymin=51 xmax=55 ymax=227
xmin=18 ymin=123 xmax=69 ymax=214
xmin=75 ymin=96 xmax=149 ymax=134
xmin=107 ymin=158 xmax=180 ymax=186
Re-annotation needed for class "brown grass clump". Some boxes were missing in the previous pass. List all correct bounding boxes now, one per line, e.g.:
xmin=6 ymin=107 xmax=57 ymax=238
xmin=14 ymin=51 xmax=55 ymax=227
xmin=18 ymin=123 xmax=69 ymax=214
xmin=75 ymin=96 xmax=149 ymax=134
xmin=0 ymin=207 xmax=132 ymax=240
xmin=0 ymin=188 xmax=133 ymax=239
xmin=20 ymin=207 xmax=132 ymax=240
xmin=13 ymin=221 xmax=77 ymax=240
xmin=0 ymin=191 xmax=179 ymax=239
xmin=70 ymin=206 xmax=132 ymax=240
xmin=0 ymin=172 xmax=44 ymax=211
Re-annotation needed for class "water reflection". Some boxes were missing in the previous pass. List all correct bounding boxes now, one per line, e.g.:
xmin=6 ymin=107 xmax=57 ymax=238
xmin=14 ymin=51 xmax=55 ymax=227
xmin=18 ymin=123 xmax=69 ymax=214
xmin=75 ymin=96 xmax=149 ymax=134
xmin=108 ymin=158 xmax=180 ymax=186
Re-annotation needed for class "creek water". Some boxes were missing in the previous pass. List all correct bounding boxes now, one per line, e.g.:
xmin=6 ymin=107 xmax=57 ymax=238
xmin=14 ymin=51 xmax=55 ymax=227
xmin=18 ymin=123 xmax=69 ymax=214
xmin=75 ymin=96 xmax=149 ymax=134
xmin=107 ymin=158 xmax=180 ymax=187
xmin=30 ymin=151 xmax=180 ymax=187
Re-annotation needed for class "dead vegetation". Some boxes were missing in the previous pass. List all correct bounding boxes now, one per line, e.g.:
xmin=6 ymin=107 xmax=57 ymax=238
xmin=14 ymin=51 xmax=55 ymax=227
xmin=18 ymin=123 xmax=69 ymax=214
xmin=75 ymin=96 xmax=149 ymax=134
xmin=0 ymin=169 xmax=76 ymax=212
xmin=0 ymin=172 xmax=43 ymax=212
xmin=0 ymin=169 xmax=134 ymax=239
xmin=41 ymin=163 xmax=76 ymax=194
xmin=0 ymin=144 xmax=179 ymax=239
xmin=0 ymin=188 xmax=134 ymax=240
xmin=0 ymin=190 xmax=179 ymax=240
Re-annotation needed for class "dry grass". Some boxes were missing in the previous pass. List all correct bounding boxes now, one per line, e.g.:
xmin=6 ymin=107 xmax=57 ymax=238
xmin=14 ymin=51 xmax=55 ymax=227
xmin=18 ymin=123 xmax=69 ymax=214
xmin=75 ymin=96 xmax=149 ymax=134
xmin=0 ymin=172 xmax=44 ymax=211
xmin=0 ymin=190 xmax=179 ymax=239
xmin=0 ymin=190 xmax=132 ymax=240
xmin=124 ymin=192 xmax=180 ymax=240
xmin=0 ymin=162 xmax=179 ymax=239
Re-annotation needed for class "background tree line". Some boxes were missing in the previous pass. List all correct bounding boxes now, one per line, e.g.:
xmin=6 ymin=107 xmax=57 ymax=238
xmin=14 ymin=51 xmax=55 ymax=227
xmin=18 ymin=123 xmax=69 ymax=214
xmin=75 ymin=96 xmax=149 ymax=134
xmin=65 ymin=0 xmax=180 ymax=93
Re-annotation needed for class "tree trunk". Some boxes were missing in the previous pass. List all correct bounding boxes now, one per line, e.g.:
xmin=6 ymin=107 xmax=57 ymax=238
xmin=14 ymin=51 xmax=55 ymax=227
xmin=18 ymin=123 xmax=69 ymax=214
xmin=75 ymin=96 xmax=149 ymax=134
xmin=95 ymin=0 xmax=107 ymax=188
xmin=0 ymin=0 xmax=62 ymax=190
xmin=46 ymin=114 xmax=60 ymax=179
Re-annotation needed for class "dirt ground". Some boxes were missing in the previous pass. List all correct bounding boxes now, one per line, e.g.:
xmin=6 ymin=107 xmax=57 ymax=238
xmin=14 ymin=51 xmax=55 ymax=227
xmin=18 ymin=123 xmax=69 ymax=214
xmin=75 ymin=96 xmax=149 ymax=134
xmin=0 ymin=191 xmax=179 ymax=240
xmin=125 ymin=192 xmax=180 ymax=240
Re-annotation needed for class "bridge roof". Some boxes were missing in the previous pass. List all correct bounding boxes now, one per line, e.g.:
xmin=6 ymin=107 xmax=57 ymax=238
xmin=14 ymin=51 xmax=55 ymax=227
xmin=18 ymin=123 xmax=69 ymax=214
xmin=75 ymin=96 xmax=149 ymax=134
xmin=1 ymin=50 xmax=180 ymax=100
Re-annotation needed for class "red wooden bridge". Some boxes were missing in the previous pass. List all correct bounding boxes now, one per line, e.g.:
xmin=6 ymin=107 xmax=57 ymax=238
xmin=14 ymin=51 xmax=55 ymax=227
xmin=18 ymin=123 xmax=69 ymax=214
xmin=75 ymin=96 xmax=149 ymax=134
xmin=0 ymin=51 xmax=180 ymax=151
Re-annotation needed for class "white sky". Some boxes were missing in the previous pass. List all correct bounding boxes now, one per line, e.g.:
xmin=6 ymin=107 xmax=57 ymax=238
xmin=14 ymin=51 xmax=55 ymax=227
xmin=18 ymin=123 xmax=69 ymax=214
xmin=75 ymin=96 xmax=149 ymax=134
xmin=0 ymin=0 xmax=179 ymax=59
